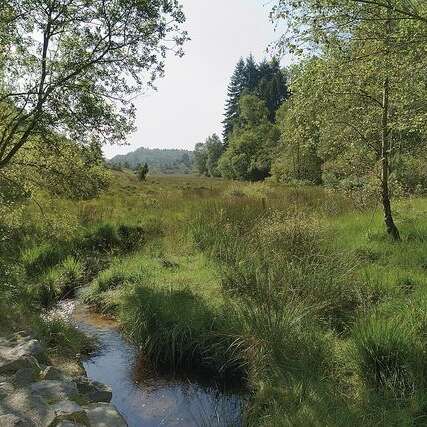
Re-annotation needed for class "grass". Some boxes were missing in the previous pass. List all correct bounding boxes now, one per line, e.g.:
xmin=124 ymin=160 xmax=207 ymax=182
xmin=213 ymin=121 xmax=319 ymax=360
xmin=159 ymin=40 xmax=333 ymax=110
xmin=2 ymin=171 xmax=427 ymax=425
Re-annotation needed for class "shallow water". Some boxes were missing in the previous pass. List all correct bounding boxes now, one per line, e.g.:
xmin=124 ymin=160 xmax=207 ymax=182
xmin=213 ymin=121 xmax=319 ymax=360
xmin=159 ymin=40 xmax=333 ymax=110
xmin=66 ymin=303 xmax=243 ymax=427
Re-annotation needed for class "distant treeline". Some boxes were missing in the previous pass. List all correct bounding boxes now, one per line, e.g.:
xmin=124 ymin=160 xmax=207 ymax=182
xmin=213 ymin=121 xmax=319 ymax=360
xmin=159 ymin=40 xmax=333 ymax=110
xmin=109 ymin=147 xmax=193 ymax=175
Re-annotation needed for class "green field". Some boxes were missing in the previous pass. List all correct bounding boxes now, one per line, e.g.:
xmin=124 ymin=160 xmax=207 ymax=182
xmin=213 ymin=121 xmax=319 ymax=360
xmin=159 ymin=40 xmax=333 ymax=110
xmin=2 ymin=171 xmax=427 ymax=426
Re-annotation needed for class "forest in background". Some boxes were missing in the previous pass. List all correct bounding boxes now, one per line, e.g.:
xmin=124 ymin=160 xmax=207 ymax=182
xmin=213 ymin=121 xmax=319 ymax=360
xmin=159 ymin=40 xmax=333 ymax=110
xmin=194 ymin=4 xmax=426 ymax=239
xmin=109 ymin=147 xmax=193 ymax=175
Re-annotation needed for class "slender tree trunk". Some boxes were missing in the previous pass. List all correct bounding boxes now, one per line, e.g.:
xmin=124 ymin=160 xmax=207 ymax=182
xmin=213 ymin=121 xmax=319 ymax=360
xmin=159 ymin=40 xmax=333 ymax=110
xmin=380 ymin=76 xmax=400 ymax=241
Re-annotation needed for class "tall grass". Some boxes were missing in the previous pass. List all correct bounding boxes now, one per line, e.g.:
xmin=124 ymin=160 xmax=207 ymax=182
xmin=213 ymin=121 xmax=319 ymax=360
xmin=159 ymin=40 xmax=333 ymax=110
xmin=3 ymin=172 xmax=427 ymax=425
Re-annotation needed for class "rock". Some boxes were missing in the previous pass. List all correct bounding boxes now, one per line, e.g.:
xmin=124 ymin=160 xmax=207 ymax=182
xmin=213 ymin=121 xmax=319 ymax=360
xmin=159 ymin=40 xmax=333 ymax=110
xmin=0 ymin=414 xmax=31 ymax=426
xmin=0 ymin=338 xmax=44 ymax=375
xmin=41 ymin=366 xmax=64 ymax=381
xmin=0 ymin=389 xmax=55 ymax=426
xmin=50 ymin=400 xmax=89 ymax=426
xmin=0 ymin=381 xmax=15 ymax=398
xmin=84 ymin=403 xmax=127 ymax=427
xmin=55 ymin=422 xmax=86 ymax=427
xmin=14 ymin=368 xmax=40 ymax=387
xmin=0 ymin=355 xmax=40 ymax=376
xmin=74 ymin=377 xmax=112 ymax=403
xmin=30 ymin=380 xmax=78 ymax=402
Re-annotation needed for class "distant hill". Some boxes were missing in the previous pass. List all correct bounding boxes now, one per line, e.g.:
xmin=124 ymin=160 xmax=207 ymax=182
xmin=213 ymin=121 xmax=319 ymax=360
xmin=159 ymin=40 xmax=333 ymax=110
xmin=109 ymin=147 xmax=194 ymax=175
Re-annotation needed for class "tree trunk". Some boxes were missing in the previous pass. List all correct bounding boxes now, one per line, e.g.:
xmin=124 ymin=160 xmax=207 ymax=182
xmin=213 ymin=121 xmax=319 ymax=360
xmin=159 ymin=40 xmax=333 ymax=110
xmin=381 ymin=76 xmax=400 ymax=241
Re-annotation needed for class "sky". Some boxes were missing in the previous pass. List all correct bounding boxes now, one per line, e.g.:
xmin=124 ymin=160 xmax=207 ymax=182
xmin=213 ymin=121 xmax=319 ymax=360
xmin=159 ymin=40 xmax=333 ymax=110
xmin=103 ymin=0 xmax=288 ymax=159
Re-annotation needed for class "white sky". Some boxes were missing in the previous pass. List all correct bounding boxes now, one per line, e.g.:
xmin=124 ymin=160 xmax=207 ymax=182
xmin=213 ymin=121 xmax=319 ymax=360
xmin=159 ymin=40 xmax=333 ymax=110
xmin=103 ymin=0 xmax=289 ymax=159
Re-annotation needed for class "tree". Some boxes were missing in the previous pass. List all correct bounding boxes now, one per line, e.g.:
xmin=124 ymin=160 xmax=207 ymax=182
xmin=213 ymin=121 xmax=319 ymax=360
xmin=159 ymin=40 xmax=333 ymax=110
xmin=255 ymin=58 xmax=289 ymax=122
xmin=223 ymin=56 xmax=289 ymax=142
xmin=222 ymin=58 xmax=246 ymax=143
xmin=272 ymin=0 xmax=427 ymax=239
xmin=219 ymin=95 xmax=280 ymax=181
xmin=138 ymin=163 xmax=149 ymax=181
xmin=0 ymin=0 xmax=188 ymax=171
xmin=272 ymin=65 xmax=323 ymax=185
xmin=193 ymin=134 xmax=224 ymax=177
xmin=193 ymin=142 xmax=209 ymax=176
xmin=205 ymin=134 xmax=224 ymax=177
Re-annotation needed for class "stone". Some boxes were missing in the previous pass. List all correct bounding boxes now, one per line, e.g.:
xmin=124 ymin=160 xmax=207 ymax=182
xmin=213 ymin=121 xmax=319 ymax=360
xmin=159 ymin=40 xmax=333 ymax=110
xmin=55 ymin=422 xmax=86 ymax=427
xmin=0 ymin=414 xmax=31 ymax=426
xmin=0 ymin=381 xmax=15 ymax=398
xmin=0 ymin=337 xmax=44 ymax=375
xmin=0 ymin=355 xmax=40 ymax=376
xmin=30 ymin=380 xmax=78 ymax=402
xmin=14 ymin=368 xmax=39 ymax=387
xmin=50 ymin=400 xmax=89 ymax=426
xmin=84 ymin=403 xmax=127 ymax=427
xmin=0 ymin=389 xmax=55 ymax=426
xmin=74 ymin=377 xmax=112 ymax=403
xmin=41 ymin=366 xmax=64 ymax=381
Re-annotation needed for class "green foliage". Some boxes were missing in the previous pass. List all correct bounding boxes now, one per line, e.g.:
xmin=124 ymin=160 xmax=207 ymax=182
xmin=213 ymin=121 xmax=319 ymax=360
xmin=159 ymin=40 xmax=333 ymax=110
xmin=193 ymin=134 xmax=224 ymax=177
xmin=0 ymin=1 xmax=188 ymax=170
xmin=352 ymin=314 xmax=425 ymax=396
xmin=22 ymin=244 xmax=66 ymax=277
xmin=137 ymin=163 xmax=149 ymax=181
xmin=219 ymin=95 xmax=280 ymax=181
xmin=222 ymin=56 xmax=288 ymax=142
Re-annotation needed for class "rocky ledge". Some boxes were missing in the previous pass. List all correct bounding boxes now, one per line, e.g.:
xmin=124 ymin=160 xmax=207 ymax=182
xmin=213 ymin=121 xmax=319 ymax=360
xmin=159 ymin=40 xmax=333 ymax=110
xmin=0 ymin=332 xmax=127 ymax=426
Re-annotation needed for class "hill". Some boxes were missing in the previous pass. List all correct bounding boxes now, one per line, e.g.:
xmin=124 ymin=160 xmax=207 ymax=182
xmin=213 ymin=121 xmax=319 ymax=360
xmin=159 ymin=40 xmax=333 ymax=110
xmin=109 ymin=147 xmax=193 ymax=175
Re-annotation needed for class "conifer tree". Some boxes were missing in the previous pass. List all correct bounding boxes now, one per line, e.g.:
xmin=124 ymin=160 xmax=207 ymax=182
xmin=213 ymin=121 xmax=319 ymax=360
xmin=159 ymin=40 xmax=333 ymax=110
xmin=222 ymin=58 xmax=246 ymax=143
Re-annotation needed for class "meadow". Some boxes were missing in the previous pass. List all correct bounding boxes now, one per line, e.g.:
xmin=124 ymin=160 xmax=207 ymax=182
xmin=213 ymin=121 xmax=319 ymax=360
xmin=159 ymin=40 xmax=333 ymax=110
xmin=2 ymin=170 xmax=427 ymax=426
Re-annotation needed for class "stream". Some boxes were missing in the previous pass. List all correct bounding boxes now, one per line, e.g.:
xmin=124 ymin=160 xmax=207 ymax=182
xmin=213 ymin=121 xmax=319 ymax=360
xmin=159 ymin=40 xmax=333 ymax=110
xmin=56 ymin=302 xmax=244 ymax=427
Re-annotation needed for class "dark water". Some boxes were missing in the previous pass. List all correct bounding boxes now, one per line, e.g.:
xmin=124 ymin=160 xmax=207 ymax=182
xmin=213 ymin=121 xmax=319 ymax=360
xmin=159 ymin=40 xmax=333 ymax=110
xmin=68 ymin=303 xmax=243 ymax=427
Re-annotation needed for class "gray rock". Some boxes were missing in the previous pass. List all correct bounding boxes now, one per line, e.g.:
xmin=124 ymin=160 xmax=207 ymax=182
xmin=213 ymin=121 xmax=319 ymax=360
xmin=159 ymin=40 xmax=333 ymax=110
xmin=30 ymin=380 xmax=78 ymax=402
xmin=50 ymin=400 xmax=89 ymax=426
xmin=55 ymin=422 xmax=86 ymax=427
xmin=0 ymin=355 xmax=40 ymax=376
xmin=14 ymin=368 xmax=39 ymax=387
xmin=0 ymin=414 xmax=31 ymax=426
xmin=0 ymin=389 xmax=55 ymax=426
xmin=74 ymin=377 xmax=112 ymax=403
xmin=84 ymin=403 xmax=127 ymax=427
xmin=0 ymin=381 xmax=15 ymax=398
xmin=41 ymin=366 xmax=64 ymax=381
xmin=0 ymin=337 xmax=44 ymax=375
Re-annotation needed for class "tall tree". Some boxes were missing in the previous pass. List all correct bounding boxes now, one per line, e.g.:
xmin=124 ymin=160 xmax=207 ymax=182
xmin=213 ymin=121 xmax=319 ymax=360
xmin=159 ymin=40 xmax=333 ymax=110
xmin=0 ymin=0 xmax=188 ymax=171
xmin=223 ymin=58 xmax=246 ymax=143
xmin=219 ymin=95 xmax=280 ymax=181
xmin=272 ymin=0 xmax=427 ymax=239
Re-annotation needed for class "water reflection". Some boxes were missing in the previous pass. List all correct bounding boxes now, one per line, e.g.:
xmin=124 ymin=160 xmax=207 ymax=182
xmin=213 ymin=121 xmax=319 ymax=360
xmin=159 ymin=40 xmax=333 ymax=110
xmin=71 ymin=304 xmax=243 ymax=427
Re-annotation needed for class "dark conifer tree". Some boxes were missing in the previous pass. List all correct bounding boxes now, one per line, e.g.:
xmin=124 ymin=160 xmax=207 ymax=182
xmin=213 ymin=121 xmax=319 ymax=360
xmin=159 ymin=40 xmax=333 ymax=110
xmin=222 ymin=58 xmax=246 ymax=143
xmin=242 ymin=54 xmax=260 ymax=91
